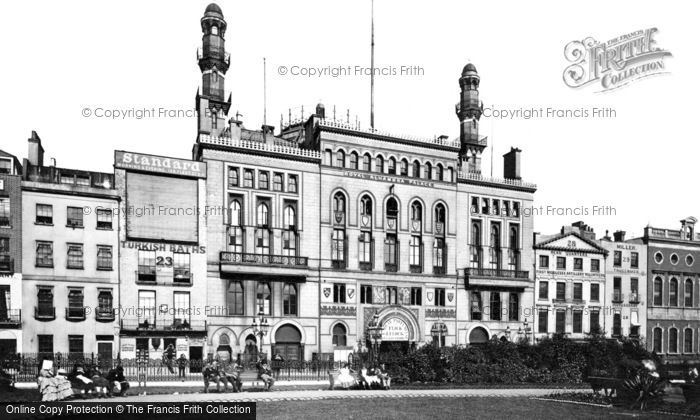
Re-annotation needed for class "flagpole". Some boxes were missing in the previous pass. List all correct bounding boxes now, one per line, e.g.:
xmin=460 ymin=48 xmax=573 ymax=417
xmin=370 ymin=0 xmax=375 ymax=129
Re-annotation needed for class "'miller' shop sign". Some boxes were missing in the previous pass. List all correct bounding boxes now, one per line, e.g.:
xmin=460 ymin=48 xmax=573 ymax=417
xmin=115 ymin=151 xmax=207 ymax=178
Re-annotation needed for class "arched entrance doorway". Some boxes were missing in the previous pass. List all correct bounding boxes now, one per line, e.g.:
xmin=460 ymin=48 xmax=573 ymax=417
xmin=274 ymin=324 xmax=302 ymax=361
xmin=375 ymin=316 xmax=413 ymax=354
xmin=469 ymin=327 xmax=489 ymax=345
xmin=216 ymin=333 xmax=233 ymax=362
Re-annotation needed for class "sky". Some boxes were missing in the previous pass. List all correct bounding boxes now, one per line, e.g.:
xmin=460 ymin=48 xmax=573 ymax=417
xmin=0 ymin=0 xmax=697 ymax=238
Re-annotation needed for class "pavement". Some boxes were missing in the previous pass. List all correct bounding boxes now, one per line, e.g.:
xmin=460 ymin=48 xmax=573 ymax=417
xmin=121 ymin=387 xmax=590 ymax=402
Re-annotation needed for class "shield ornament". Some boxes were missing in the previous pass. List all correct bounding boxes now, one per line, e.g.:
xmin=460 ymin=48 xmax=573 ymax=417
xmin=411 ymin=220 xmax=421 ymax=232
xmin=348 ymin=289 xmax=355 ymax=299
xmin=361 ymin=215 xmax=371 ymax=227
xmin=334 ymin=211 xmax=344 ymax=224
xmin=447 ymin=292 xmax=454 ymax=303
xmin=427 ymin=292 xmax=434 ymax=302
xmin=323 ymin=287 xmax=331 ymax=298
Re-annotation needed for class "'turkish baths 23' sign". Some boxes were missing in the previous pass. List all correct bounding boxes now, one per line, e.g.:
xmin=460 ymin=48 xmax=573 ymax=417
xmin=115 ymin=151 xmax=207 ymax=178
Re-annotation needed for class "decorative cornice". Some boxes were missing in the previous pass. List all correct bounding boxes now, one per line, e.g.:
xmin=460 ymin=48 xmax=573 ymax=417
xmin=425 ymin=308 xmax=456 ymax=319
xmin=320 ymin=305 xmax=356 ymax=317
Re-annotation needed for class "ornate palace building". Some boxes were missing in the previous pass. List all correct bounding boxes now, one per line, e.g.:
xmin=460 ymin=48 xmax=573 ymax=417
xmin=192 ymin=4 xmax=536 ymax=361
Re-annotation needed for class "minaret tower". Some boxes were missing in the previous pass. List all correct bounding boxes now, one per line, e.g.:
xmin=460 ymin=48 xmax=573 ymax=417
xmin=456 ymin=63 xmax=486 ymax=173
xmin=197 ymin=3 xmax=232 ymax=138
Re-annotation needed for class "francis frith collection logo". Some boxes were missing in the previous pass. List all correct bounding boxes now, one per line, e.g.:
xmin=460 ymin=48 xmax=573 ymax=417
xmin=563 ymin=28 xmax=672 ymax=93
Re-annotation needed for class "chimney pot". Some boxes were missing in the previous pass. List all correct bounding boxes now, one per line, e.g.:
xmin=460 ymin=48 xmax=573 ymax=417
xmin=503 ymin=147 xmax=521 ymax=180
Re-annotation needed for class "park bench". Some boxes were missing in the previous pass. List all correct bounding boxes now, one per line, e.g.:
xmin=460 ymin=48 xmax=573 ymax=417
xmin=588 ymin=376 xmax=623 ymax=397
xmin=239 ymin=370 xmax=264 ymax=390
xmin=327 ymin=368 xmax=361 ymax=390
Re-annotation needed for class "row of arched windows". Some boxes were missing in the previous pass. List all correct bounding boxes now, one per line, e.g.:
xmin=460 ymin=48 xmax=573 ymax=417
xmin=332 ymin=191 xmax=447 ymax=230
xmin=652 ymin=276 xmax=695 ymax=307
xmin=325 ymin=149 xmax=455 ymax=182
xmin=652 ymin=326 xmax=696 ymax=354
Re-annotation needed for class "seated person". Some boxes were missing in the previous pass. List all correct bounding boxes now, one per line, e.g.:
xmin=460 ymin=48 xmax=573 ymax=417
xmin=375 ymin=363 xmax=391 ymax=390
xmin=0 ymin=365 xmax=14 ymax=391
xmin=363 ymin=365 xmax=381 ymax=389
xmin=337 ymin=363 xmax=357 ymax=390
xmin=221 ymin=361 xmax=243 ymax=392
xmin=89 ymin=366 xmax=111 ymax=397
xmin=202 ymin=360 xmax=223 ymax=393
xmin=37 ymin=363 xmax=73 ymax=402
xmin=69 ymin=365 xmax=95 ymax=396
xmin=106 ymin=365 xmax=130 ymax=396
xmin=256 ymin=359 xmax=275 ymax=391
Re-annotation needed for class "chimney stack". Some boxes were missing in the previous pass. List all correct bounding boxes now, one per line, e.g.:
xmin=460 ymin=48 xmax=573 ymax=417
xmin=262 ymin=124 xmax=275 ymax=145
xmin=613 ymin=230 xmax=626 ymax=242
xmin=315 ymin=103 xmax=326 ymax=119
xmin=503 ymin=147 xmax=521 ymax=180
xmin=28 ymin=131 xmax=44 ymax=167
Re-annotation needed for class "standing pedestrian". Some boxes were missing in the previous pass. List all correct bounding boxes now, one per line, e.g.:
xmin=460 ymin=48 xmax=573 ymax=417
xmin=177 ymin=354 xmax=188 ymax=381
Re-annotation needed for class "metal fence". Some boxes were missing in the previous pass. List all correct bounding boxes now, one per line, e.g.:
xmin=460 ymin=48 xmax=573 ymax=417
xmin=1 ymin=353 xmax=365 ymax=383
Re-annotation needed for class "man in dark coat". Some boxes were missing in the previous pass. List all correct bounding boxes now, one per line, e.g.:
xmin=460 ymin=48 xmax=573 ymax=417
xmin=106 ymin=365 xmax=130 ymax=396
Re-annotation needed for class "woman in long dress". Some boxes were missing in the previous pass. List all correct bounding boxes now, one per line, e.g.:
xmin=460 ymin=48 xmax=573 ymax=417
xmin=337 ymin=363 xmax=356 ymax=389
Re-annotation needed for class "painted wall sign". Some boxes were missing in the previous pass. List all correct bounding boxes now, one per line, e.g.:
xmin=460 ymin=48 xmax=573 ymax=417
xmin=121 ymin=241 xmax=205 ymax=254
xmin=342 ymin=171 xmax=436 ymax=188
xmin=115 ymin=151 xmax=207 ymax=178
xmin=382 ymin=317 xmax=410 ymax=341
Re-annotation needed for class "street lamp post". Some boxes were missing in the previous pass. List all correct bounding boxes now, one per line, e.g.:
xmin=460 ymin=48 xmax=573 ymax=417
xmin=252 ymin=315 xmax=270 ymax=357
xmin=366 ymin=312 xmax=383 ymax=364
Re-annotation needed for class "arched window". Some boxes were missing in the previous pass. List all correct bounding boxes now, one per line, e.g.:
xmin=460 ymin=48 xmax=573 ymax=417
xmin=256 ymin=202 xmax=269 ymax=227
xmin=336 ymin=150 xmax=345 ymax=168
xmin=284 ymin=206 xmax=296 ymax=228
xmin=325 ymin=149 xmax=333 ymax=166
xmin=425 ymin=162 xmax=432 ymax=180
xmin=227 ymin=281 xmax=244 ymax=315
xmin=229 ymin=199 xmax=242 ymax=226
xmin=653 ymin=328 xmax=662 ymax=353
xmin=490 ymin=224 xmax=500 ymax=248
xmin=363 ymin=153 xmax=371 ymax=171
xmin=211 ymin=25 xmax=219 ymax=35
xmin=282 ymin=205 xmax=297 ymax=256
xmin=411 ymin=201 xmax=422 ymax=222
xmin=229 ymin=167 xmax=239 ymax=187
xmin=228 ymin=199 xmax=243 ymax=253
xmin=412 ymin=160 xmax=420 ymax=178
xmin=436 ymin=164 xmax=444 ymax=181
xmin=434 ymin=203 xmax=446 ymax=230
xmin=685 ymin=328 xmax=694 ymax=353
xmin=388 ymin=157 xmax=397 ymax=175
xmin=490 ymin=224 xmax=501 ymax=269
xmin=670 ymin=278 xmax=678 ymax=307
xmin=509 ymin=226 xmax=519 ymax=249
xmin=360 ymin=195 xmax=372 ymax=217
xmin=447 ymin=167 xmax=454 ymax=182
xmin=685 ymin=279 xmax=694 ymax=307
xmin=400 ymin=159 xmax=409 ymax=176
xmin=256 ymin=282 xmax=271 ymax=315
xmin=255 ymin=202 xmax=270 ymax=254
xmin=386 ymin=197 xmax=398 ymax=218
xmin=376 ymin=155 xmax=384 ymax=173
xmin=333 ymin=192 xmax=346 ymax=213
xmin=332 ymin=324 xmax=347 ymax=346
xmin=472 ymin=223 xmax=481 ymax=246
xmin=490 ymin=292 xmax=502 ymax=321
xmin=350 ymin=152 xmax=359 ymax=169
xmin=653 ymin=277 xmax=663 ymax=306
xmin=669 ymin=328 xmax=678 ymax=353
xmin=283 ymin=283 xmax=297 ymax=315
xmin=508 ymin=293 xmax=519 ymax=321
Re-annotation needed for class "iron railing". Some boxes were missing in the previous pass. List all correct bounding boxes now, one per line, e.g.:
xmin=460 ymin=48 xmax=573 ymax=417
xmin=220 ymin=251 xmax=308 ymax=267
xmin=0 ymin=309 xmax=21 ymax=327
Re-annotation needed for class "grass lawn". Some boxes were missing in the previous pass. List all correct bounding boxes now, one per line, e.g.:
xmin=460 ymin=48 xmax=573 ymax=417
xmin=256 ymin=397 xmax=679 ymax=420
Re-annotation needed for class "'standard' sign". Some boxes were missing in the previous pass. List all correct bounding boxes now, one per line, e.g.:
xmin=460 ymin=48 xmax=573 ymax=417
xmin=115 ymin=151 xmax=207 ymax=178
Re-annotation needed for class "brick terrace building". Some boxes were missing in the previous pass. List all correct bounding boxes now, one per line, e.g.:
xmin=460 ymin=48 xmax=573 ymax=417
xmin=21 ymin=132 xmax=120 ymax=358
xmin=600 ymin=231 xmax=647 ymax=341
xmin=642 ymin=217 xmax=700 ymax=361
xmin=534 ymin=222 xmax=607 ymax=340
xmin=0 ymin=149 xmax=22 ymax=354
